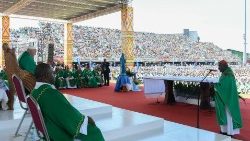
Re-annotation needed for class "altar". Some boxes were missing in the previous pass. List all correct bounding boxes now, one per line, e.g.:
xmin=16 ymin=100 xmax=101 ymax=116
xmin=143 ymin=76 xmax=219 ymax=108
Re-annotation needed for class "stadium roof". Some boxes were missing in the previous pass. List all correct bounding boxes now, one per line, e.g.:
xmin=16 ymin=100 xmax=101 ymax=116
xmin=0 ymin=0 xmax=128 ymax=23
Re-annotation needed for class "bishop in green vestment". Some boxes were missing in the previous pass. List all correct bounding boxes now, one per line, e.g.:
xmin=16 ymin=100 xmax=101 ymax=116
xmin=55 ymin=68 xmax=67 ymax=89
xmin=18 ymin=46 xmax=36 ymax=75
xmin=214 ymin=60 xmax=242 ymax=136
xmin=31 ymin=63 xmax=105 ymax=141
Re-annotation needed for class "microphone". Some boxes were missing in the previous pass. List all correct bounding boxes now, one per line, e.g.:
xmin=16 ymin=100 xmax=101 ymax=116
xmin=207 ymin=69 xmax=217 ymax=72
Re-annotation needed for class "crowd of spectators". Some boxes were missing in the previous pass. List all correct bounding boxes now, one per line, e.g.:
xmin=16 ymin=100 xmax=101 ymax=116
xmin=7 ymin=22 xmax=249 ymax=94
xmin=9 ymin=22 xmax=240 ymax=63
xmin=109 ymin=64 xmax=250 ymax=94
xmin=73 ymin=27 xmax=239 ymax=62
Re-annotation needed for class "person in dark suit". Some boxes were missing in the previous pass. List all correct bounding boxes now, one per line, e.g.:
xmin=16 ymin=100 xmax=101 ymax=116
xmin=101 ymin=59 xmax=110 ymax=86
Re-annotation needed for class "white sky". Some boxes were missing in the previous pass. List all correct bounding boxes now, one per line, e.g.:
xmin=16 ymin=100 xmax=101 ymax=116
xmin=2 ymin=0 xmax=249 ymax=52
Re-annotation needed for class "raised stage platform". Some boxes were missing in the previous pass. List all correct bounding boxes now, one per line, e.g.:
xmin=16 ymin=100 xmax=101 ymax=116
xmin=0 ymin=94 xmax=238 ymax=141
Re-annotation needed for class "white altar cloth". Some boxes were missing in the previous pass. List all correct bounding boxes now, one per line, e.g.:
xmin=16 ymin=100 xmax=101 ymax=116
xmin=143 ymin=76 xmax=219 ymax=98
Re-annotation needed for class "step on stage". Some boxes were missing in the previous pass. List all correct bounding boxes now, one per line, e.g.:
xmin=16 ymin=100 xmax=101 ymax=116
xmin=0 ymin=95 xmax=235 ymax=141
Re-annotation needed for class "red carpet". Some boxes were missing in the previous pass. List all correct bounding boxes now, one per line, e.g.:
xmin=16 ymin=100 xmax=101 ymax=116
xmin=61 ymin=84 xmax=250 ymax=141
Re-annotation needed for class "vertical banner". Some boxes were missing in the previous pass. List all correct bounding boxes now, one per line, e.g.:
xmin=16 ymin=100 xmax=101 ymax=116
xmin=64 ymin=23 xmax=73 ymax=68
xmin=121 ymin=5 xmax=134 ymax=68
xmin=1 ymin=16 xmax=10 ymax=66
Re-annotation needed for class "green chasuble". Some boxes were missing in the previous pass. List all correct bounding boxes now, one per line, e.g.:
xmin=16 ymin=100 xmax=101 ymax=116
xmin=18 ymin=51 xmax=36 ymax=74
xmin=74 ymin=70 xmax=84 ymax=88
xmin=93 ymin=70 xmax=102 ymax=85
xmin=31 ymin=84 xmax=105 ymax=141
xmin=88 ymin=70 xmax=98 ymax=88
xmin=55 ymin=70 xmax=67 ymax=88
xmin=81 ymin=69 xmax=89 ymax=87
xmin=214 ymin=67 xmax=242 ymax=129
xmin=65 ymin=70 xmax=77 ymax=87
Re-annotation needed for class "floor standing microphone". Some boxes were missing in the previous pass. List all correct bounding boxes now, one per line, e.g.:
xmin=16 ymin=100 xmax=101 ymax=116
xmin=197 ymin=69 xmax=216 ymax=128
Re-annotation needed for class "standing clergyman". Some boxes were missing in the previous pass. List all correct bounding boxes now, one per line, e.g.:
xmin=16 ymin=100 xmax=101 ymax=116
xmin=214 ymin=60 xmax=242 ymax=136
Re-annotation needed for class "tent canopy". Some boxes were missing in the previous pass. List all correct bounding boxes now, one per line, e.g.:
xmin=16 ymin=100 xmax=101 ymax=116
xmin=0 ymin=0 xmax=127 ymax=23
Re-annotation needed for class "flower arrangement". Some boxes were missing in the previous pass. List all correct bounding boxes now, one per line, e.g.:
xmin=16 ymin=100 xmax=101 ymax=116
xmin=133 ymin=79 xmax=141 ymax=85
xmin=126 ymin=70 xmax=135 ymax=77
xmin=174 ymin=82 xmax=200 ymax=98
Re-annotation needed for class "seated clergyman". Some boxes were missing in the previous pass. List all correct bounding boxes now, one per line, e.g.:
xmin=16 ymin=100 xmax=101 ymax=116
xmin=31 ymin=63 xmax=105 ymax=141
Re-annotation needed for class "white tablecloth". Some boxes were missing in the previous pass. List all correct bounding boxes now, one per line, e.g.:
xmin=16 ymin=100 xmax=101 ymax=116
xmin=143 ymin=78 xmax=165 ymax=98
xmin=143 ymin=76 xmax=219 ymax=98
xmin=144 ymin=76 xmax=219 ymax=83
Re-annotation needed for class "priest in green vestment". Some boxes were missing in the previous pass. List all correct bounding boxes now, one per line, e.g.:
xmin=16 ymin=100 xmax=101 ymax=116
xmin=55 ymin=67 xmax=67 ymax=89
xmin=31 ymin=63 xmax=105 ymax=141
xmin=82 ymin=64 xmax=98 ymax=88
xmin=74 ymin=66 xmax=84 ymax=88
xmin=214 ymin=60 xmax=242 ymax=136
xmin=64 ymin=67 xmax=77 ymax=88
xmin=18 ymin=46 xmax=36 ymax=75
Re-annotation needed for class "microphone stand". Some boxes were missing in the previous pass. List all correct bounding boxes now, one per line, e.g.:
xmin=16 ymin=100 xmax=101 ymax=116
xmin=196 ymin=70 xmax=213 ymax=128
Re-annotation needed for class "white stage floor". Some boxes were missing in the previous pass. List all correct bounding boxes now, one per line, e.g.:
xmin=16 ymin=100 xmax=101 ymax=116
xmin=0 ymin=94 xmax=239 ymax=141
